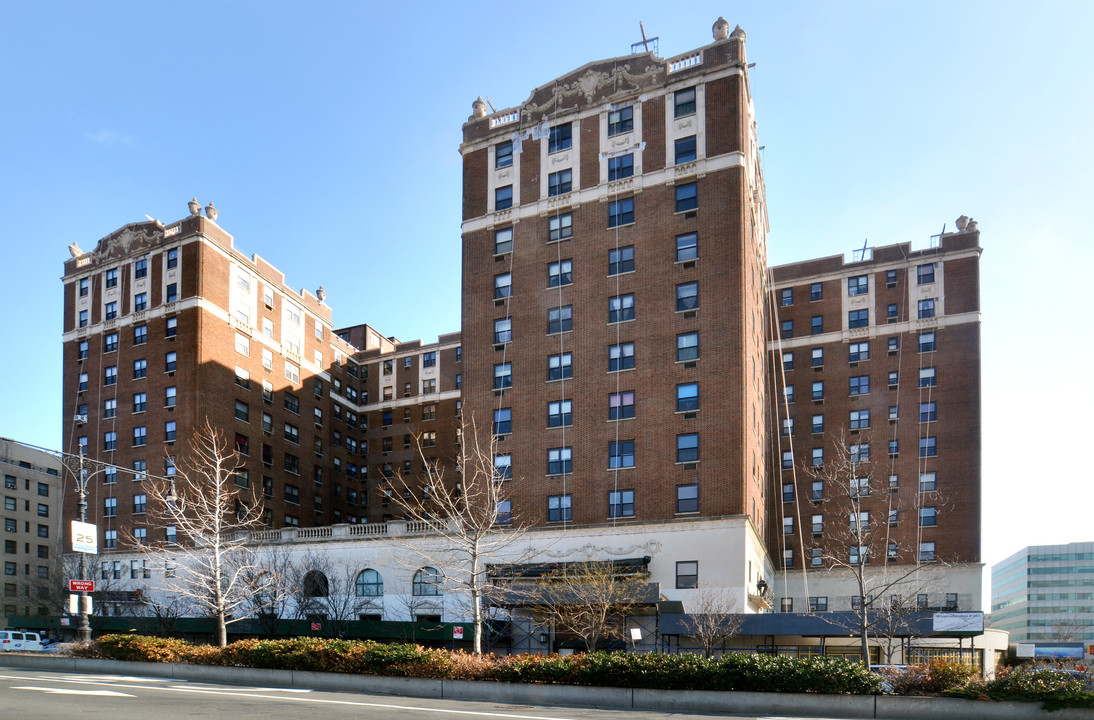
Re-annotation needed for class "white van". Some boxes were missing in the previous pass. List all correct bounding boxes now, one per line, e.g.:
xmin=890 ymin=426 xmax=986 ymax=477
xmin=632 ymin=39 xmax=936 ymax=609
xmin=0 ymin=630 xmax=44 ymax=652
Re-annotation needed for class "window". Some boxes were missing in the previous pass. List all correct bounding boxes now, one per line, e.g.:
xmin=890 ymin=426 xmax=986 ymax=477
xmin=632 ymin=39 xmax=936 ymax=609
xmin=676 ymin=433 xmax=699 ymax=463
xmin=919 ymin=332 xmax=935 ymax=352
xmin=234 ymin=332 xmax=249 ymax=356
xmin=609 ymin=342 xmax=635 ymax=371
xmin=849 ymin=409 xmax=870 ymax=430
xmin=166 ymin=317 xmax=178 ymax=337
xmin=849 ymin=375 xmax=870 ymax=396
xmin=674 ymin=232 xmax=698 ymax=263
xmin=548 ymin=400 xmax=572 ymax=428
xmin=848 ymin=309 xmax=869 ymax=328
xmin=134 ymin=292 xmax=148 ymax=312
xmin=675 ymin=382 xmax=699 ymax=412
xmin=608 ymin=294 xmax=634 ymax=323
xmin=783 ymin=516 xmax=794 ymax=535
xmin=919 ymin=367 xmax=937 ymax=387
xmin=493 ymin=318 xmax=511 ymax=344
xmin=165 ymin=351 xmax=177 ymax=372
xmin=106 ymin=268 xmax=118 ymax=288
xmin=166 ymin=247 xmax=179 ymax=269
xmin=104 ymin=497 xmax=117 ymax=517
xmin=104 ymin=300 xmax=119 ymax=320
xmin=609 ymin=391 xmax=635 ymax=420
xmin=133 ymin=358 xmax=147 ymax=379
xmin=919 ymin=507 xmax=937 ymax=527
xmin=494 ymin=273 xmax=512 ymax=299
xmin=132 ymin=258 xmax=148 ymax=279
xmin=422 ymin=378 xmax=436 ymax=394
xmin=608 ymin=154 xmax=634 ymax=180
xmin=132 ymin=426 xmax=146 ymax=446
xmin=675 ymin=135 xmax=697 ymax=164
xmin=674 ymin=87 xmax=696 ymax=117
xmin=103 ymin=365 xmax=117 ymax=386
xmin=671 ymin=560 xmax=699 ymax=590
xmin=132 ymin=493 xmax=147 ymax=514
xmin=548 ymin=259 xmax=573 ymax=287
xmin=675 ymin=332 xmax=699 ymax=363
xmin=547 ymin=494 xmax=572 ymax=522
xmin=132 ymin=324 xmax=148 ymax=346
xmin=102 ymin=430 xmax=117 ymax=451
xmin=412 ymin=567 xmax=442 ymax=596
xmin=917 ymin=264 xmax=935 ymax=284
xmin=811 ymin=447 xmax=826 ymax=467
xmin=676 ymin=282 xmax=698 ymax=311
xmin=848 ymin=275 xmax=869 ymax=296
xmin=284 ymin=393 xmax=300 ymax=414
xmin=164 ymin=386 xmax=176 ymax=408
xmin=784 ymin=385 xmax=795 ymax=403
xmin=919 ymin=471 xmax=937 ymax=492
xmin=495 ymin=185 xmax=513 ymax=210
xmin=811 ymin=381 xmax=824 ymax=400
xmin=920 ymin=401 xmax=937 ymax=422
xmin=919 ymin=542 xmax=936 ymax=562
xmin=493 ymin=363 xmax=512 ymax=390
xmin=675 ymin=182 xmax=697 ymax=212
xmin=918 ymin=298 xmax=936 ymax=319
xmin=356 ymin=569 xmax=384 ymax=597
xmin=850 ymin=444 xmax=870 ymax=463
xmin=494 ymin=227 xmax=513 ymax=255
xmin=885 ymin=303 xmax=898 ymax=321
xmin=919 ymin=437 xmax=937 ymax=457
xmin=780 ymin=288 xmax=793 ymax=307
xmin=134 ymin=459 xmax=146 ymax=480
xmin=548 ymin=352 xmax=572 ymax=380
xmin=285 ymin=362 xmax=300 ymax=384
xmin=77 ymin=340 xmax=89 ymax=360
xmin=283 ymin=423 xmax=299 ymax=444
xmin=848 ymin=342 xmax=869 ymax=362
xmin=78 ymin=278 xmax=89 ymax=297
xmin=609 ymin=440 xmax=635 ymax=469
xmin=548 ymin=123 xmax=571 ymax=152
xmin=548 ymin=305 xmax=572 ymax=333
xmin=849 ymin=545 xmax=869 ymax=565
xmin=548 ymin=169 xmax=572 ymax=196
xmin=781 ymin=451 xmax=793 ymax=469
xmin=607 ymin=106 xmax=633 ymax=135
xmin=781 ymin=320 xmax=793 ymax=338
xmin=810 ymin=348 xmax=824 ymax=368
xmin=547 ymin=447 xmax=572 ymax=475
xmin=104 ymin=530 xmax=116 ymax=549
xmin=78 ymin=309 xmax=88 ymax=328
xmin=495 ymin=140 xmax=513 ymax=168
xmin=493 ymin=408 xmax=511 ymax=435
xmin=608 ymin=197 xmax=634 ymax=227
xmin=494 ymin=454 xmax=511 ymax=479
xmin=548 ymin=213 xmax=573 ymax=241
xmin=608 ymin=246 xmax=634 ymax=275
xmin=103 ymin=332 xmax=118 ymax=353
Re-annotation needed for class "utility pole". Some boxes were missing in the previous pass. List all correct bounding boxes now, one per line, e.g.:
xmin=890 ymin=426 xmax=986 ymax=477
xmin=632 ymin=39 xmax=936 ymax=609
xmin=75 ymin=449 xmax=91 ymax=642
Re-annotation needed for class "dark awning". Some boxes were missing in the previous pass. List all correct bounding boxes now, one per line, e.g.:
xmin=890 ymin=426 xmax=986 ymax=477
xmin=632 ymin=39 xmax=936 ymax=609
xmin=486 ymin=556 xmax=651 ymax=579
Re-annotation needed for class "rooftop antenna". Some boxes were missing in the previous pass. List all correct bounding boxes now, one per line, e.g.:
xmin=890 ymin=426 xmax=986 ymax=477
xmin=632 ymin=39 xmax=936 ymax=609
xmin=852 ymin=238 xmax=872 ymax=263
xmin=484 ymin=97 xmax=497 ymax=113
xmin=630 ymin=22 xmax=659 ymax=56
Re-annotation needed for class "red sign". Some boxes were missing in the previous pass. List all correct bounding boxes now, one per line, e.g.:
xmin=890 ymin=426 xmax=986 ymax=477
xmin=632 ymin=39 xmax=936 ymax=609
xmin=311 ymin=622 xmax=321 ymax=631
xmin=69 ymin=580 xmax=94 ymax=592
xmin=453 ymin=626 xmax=464 ymax=640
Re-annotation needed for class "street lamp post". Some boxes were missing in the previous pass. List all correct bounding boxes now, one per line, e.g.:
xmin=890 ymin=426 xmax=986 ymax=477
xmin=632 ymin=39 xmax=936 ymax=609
xmin=75 ymin=450 xmax=91 ymax=642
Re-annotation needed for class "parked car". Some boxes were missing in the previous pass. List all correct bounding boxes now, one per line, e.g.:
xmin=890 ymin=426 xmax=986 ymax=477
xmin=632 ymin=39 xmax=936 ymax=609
xmin=0 ymin=630 xmax=45 ymax=652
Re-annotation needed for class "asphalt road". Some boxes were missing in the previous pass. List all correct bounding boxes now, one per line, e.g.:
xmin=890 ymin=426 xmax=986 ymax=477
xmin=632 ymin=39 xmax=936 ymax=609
xmin=0 ymin=666 xmax=850 ymax=720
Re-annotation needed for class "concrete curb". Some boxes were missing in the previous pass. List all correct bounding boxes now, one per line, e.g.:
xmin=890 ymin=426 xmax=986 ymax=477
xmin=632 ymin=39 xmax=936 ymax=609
xmin=1 ymin=654 xmax=1088 ymax=720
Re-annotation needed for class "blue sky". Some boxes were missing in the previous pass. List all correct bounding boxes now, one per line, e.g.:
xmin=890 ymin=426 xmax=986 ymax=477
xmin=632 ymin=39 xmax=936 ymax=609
xmin=1 ymin=2 xmax=1090 ymax=585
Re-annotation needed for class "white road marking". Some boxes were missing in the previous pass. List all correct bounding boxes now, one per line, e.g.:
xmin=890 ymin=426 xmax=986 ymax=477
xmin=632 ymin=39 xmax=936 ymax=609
xmin=0 ymin=673 xmax=577 ymax=719
xmin=12 ymin=685 xmax=135 ymax=697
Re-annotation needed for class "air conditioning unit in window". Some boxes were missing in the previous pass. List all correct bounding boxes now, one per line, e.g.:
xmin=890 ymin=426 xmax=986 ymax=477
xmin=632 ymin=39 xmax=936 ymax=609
xmin=74 ymin=414 xmax=88 ymax=424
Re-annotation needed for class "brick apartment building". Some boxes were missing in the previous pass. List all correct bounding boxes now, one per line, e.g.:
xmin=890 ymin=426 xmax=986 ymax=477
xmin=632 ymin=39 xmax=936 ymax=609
xmin=55 ymin=18 xmax=984 ymax=635
xmin=767 ymin=229 xmax=983 ymax=612
xmin=60 ymin=212 xmax=459 ymax=550
xmin=0 ymin=438 xmax=64 ymax=622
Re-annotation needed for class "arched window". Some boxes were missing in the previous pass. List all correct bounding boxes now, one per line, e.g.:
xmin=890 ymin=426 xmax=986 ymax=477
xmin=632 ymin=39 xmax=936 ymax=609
xmin=355 ymin=569 xmax=384 ymax=597
xmin=302 ymin=570 xmax=329 ymax=598
xmin=412 ymin=567 xmax=442 ymax=596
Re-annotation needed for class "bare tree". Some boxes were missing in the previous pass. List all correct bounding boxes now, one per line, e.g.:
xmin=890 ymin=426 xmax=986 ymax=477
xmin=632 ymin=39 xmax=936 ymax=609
xmin=289 ymin=550 xmax=370 ymax=637
xmin=803 ymin=434 xmax=946 ymax=666
xmin=386 ymin=418 xmax=531 ymax=654
xmin=131 ymin=422 xmax=264 ymax=646
xmin=681 ymin=585 xmax=744 ymax=658
xmin=1048 ymin=613 xmax=1086 ymax=642
xmin=532 ymin=561 xmax=657 ymax=652
xmin=244 ymin=547 xmax=298 ymax=638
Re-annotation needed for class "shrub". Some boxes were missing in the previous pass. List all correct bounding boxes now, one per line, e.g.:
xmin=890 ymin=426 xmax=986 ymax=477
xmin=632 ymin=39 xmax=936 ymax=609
xmin=85 ymin=634 xmax=191 ymax=663
xmin=882 ymin=661 xmax=976 ymax=695
xmin=978 ymin=663 xmax=1094 ymax=711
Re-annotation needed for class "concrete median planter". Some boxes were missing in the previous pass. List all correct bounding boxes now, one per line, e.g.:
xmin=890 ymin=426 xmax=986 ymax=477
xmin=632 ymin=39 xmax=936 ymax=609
xmin=0 ymin=654 xmax=1088 ymax=720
